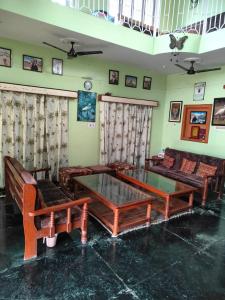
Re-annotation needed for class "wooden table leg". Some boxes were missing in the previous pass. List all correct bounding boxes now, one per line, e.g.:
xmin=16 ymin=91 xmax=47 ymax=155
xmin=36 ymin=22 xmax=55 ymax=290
xmin=189 ymin=191 xmax=194 ymax=207
xmin=112 ymin=209 xmax=119 ymax=237
xmin=165 ymin=196 xmax=170 ymax=220
xmin=146 ymin=203 xmax=151 ymax=226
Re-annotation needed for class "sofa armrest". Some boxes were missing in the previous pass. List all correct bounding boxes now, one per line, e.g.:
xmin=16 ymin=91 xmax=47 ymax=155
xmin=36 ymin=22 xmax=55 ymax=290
xmin=145 ymin=156 xmax=163 ymax=169
xmin=29 ymin=167 xmax=51 ymax=180
xmin=29 ymin=197 xmax=91 ymax=217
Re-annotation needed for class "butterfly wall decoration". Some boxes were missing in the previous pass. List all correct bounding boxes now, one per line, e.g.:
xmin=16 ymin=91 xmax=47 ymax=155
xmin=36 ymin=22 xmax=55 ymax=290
xmin=169 ymin=34 xmax=188 ymax=50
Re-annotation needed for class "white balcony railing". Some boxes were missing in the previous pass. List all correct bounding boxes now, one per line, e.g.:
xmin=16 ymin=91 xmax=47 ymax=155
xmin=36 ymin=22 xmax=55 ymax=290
xmin=52 ymin=0 xmax=225 ymax=36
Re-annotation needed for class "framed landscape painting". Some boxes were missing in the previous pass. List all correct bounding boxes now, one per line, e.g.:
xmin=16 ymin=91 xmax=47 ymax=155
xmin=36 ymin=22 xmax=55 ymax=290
xmin=212 ymin=97 xmax=225 ymax=126
xmin=77 ymin=90 xmax=96 ymax=122
xmin=125 ymin=75 xmax=137 ymax=88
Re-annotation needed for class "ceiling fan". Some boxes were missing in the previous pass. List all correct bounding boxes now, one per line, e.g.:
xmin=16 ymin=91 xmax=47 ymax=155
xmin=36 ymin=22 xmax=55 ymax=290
xmin=43 ymin=41 xmax=103 ymax=58
xmin=175 ymin=59 xmax=221 ymax=75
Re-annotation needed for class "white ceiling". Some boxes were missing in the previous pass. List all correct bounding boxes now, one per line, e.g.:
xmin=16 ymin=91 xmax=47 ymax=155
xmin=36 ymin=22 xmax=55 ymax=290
xmin=0 ymin=10 xmax=224 ymax=74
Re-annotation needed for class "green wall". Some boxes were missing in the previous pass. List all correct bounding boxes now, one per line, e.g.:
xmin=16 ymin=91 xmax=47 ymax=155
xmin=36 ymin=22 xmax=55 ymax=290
xmin=161 ymin=67 xmax=225 ymax=158
xmin=0 ymin=37 xmax=166 ymax=168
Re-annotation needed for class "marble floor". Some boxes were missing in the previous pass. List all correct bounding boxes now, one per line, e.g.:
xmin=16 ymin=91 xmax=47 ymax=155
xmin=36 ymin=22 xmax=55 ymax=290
xmin=0 ymin=190 xmax=225 ymax=300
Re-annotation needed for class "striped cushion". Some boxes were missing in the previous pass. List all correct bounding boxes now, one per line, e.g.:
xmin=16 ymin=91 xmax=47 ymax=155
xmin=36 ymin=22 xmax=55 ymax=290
xmin=180 ymin=158 xmax=196 ymax=174
xmin=196 ymin=162 xmax=217 ymax=178
xmin=162 ymin=155 xmax=175 ymax=169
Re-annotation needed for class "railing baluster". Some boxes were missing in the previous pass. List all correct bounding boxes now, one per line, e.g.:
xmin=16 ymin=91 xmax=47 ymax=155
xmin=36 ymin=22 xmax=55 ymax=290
xmin=49 ymin=211 xmax=55 ymax=237
xmin=67 ymin=207 xmax=72 ymax=232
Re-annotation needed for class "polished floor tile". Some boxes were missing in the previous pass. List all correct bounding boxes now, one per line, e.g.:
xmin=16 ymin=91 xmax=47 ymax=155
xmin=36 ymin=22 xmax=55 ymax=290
xmin=0 ymin=194 xmax=225 ymax=299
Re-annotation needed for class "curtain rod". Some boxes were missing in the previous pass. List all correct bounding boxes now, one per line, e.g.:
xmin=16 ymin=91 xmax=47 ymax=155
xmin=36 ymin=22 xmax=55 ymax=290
xmin=99 ymin=95 xmax=158 ymax=107
xmin=0 ymin=82 xmax=77 ymax=98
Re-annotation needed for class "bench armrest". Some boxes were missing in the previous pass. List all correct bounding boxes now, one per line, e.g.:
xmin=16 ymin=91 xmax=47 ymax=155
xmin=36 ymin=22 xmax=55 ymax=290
xmin=29 ymin=167 xmax=51 ymax=174
xmin=29 ymin=197 xmax=91 ymax=217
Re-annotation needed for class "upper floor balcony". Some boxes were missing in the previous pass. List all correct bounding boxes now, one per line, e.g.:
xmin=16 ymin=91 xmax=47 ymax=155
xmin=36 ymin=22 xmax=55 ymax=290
xmin=52 ymin=0 xmax=225 ymax=36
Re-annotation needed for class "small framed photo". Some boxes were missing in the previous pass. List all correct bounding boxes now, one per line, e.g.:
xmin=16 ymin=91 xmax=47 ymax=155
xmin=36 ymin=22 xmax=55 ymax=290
xmin=125 ymin=75 xmax=137 ymax=88
xmin=0 ymin=47 xmax=11 ymax=67
xmin=212 ymin=97 xmax=225 ymax=126
xmin=23 ymin=55 xmax=43 ymax=72
xmin=52 ymin=58 xmax=63 ymax=75
xmin=193 ymin=82 xmax=206 ymax=101
xmin=190 ymin=126 xmax=200 ymax=139
xmin=143 ymin=76 xmax=152 ymax=90
xmin=190 ymin=111 xmax=207 ymax=124
xmin=169 ymin=101 xmax=183 ymax=122
xmin=109 ymin=69 xmax=119 ymax=85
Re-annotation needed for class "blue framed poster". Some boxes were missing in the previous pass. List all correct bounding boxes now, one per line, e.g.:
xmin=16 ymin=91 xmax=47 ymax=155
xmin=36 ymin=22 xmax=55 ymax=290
xmin=77 ymin=90 xmax=96 ymax=122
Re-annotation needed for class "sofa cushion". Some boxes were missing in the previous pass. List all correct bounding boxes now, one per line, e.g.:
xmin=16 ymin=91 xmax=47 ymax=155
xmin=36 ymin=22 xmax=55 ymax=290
xmin=162 ymin=155 xmax=175 ymax=169
xmin=196 ymin=162 xmax=217 ymax=178
xmin=180 ymin=158 xmax=197 ymax=174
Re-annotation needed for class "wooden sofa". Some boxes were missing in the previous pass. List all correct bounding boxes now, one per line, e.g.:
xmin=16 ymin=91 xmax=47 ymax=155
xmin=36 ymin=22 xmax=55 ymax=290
xmin=145 ymin=148 xmax=225 ymax=206
xmin=5 ymin=156 xmax=91 ymax=260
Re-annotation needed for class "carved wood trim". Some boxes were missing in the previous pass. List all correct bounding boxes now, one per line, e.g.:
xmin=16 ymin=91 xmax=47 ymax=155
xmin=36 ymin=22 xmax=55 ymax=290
xmin=99 ymin=95 xmax=158 ymax=107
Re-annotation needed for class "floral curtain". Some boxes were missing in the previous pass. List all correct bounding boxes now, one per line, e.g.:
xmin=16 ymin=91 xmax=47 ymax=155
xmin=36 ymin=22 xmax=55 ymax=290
xmin=0 ymin=91 xmax=69 ymax=187
xmin=100 ymin=102 xmax=152 ymax=168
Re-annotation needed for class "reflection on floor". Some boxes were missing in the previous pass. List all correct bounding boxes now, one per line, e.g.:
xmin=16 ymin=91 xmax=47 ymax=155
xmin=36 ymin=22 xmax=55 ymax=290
xmin=0 ymin=189 xmax=225 ymax=300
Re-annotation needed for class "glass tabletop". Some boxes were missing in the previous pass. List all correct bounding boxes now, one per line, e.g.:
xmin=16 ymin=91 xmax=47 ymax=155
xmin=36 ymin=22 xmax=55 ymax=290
xmin=121 ymin=169 xmax=193 ymax=194
xmin=74 ymin=173 xmax=151 ymax=207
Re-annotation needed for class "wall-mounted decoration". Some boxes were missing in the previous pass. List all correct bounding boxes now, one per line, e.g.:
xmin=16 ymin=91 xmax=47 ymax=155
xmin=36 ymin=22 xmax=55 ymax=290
xmin=143 ymin=76 xmax=152 ymax=90
xmin=125 ymin=75 xmax=137 ymax=88
xmin=212 ymin=97 xmax=225 ymax=126
xmin=52 ymin=58 xmax=63 ymax=75
xmin=168 ymin=101 xmax=183 ymax=122
xmin=181 ymin=104 xmax=212 ymax=143
xmin=169 ymin=34 xmax=188 ymax=50
xmin=109 ymin=70 xmax=119 ymax=85
xmin=23 ymin=55 xmax=43 ymax=72
xmin=190 ymin=126 xmax=200 ymax=139
xmin=193 ymin=82 xmax=206 ymax=101
xmin=0 ymin=47 xmax=11 ymax=67
xmin=84 ymin=80 xmax=93 ymax=91
xmin=77 ymin=90 xmax=96 ymax=122
xmin=190 ymin=111 xmax=207 ymax=124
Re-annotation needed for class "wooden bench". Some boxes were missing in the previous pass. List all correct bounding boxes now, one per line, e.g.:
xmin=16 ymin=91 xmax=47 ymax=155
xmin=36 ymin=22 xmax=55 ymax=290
xmin=4 ymin=156 xmax=91 ymax=260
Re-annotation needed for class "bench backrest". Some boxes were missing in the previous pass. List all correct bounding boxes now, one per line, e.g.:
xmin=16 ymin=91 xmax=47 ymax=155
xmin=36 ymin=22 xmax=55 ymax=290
xmin=4 ymin=156 xmax=37 ymax=215
xmin=165 ymin=148 xmax=225 ymax=176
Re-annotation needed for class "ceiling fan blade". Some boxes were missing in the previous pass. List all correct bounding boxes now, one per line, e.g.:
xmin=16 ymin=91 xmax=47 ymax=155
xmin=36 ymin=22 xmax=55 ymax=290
xmin=76 ymin=51 xmax=103 ymax=56
xmin=174 ymin=64 xmax=189 ymax=71
xmin=196 ymin=67 xmax=221 ymax=73
xmin=43 ymin=42 xmax=68 ymax=54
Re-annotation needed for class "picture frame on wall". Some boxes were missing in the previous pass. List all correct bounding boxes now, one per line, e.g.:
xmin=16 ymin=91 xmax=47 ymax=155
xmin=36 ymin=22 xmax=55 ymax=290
xmin=0 ymin=47 xmax=11 ymax=67
xmin=143 ymin=76 xmax=152 ymax=90
xmin=168 ymin=101 xmax=183 ymax=122
xmin=23 ymin=55 xmax=43 ymax=72
xmin=52 ymin=58 xmax=63 ymax=75
xmin=109 ymin=69 xmax=119 ymax=85
xmin=125 ymin=75 xmax=137 ymax=88
xmin=77 ymin=90 xmax=97 ymax=122
xmin=193 ymin=82 xmax=206 ymax=101
xmin=190 ymin=126 xmax=200 ymax=139
xmin=211 ymin=97 xmax=225 ymax=126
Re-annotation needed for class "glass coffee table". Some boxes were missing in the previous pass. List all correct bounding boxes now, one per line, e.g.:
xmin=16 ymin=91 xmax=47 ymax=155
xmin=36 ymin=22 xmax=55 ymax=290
xmin=117 ymin=169 xmax=197 ymax=220
xmin=73 ymin=173 xmax=154 ymax=236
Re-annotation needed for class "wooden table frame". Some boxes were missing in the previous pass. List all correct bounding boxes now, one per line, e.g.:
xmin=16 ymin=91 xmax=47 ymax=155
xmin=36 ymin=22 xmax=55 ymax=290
xmin=73 ymin=177 xmax=152 ymax=237
xmin=117 ymin=171 xmax=197 ymax=220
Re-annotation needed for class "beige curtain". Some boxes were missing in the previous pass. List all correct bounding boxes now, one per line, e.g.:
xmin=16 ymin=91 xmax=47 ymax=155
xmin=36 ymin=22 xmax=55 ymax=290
xmin=100 ymin=102 xmax=152 ymax=168
xmin=0 ymin=91 xmax=69 ymax=187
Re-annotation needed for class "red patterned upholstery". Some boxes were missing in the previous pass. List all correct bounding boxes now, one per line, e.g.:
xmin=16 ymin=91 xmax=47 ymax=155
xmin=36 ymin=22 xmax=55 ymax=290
xmin=87 ymin=165 xmax=113 ymax=174
xmin=107 ymin=161 xmax=136 ymax=171
xmin=162 ymin=155 xmax=175 ymax=169
xmin=196 ymin=162 xmax=217 ymax=178
xmin=180 ymin=158 xmax=196 ymax=174
xmin=59 ymin=167 xmax=92 ymax=191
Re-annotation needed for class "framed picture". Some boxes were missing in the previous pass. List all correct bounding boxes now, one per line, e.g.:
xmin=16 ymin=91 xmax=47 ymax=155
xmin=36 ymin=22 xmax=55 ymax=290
xmin=109 ymin=69 xmax=119 ymax=85
xmin=143 ymin=76 xmax=152 ymax=90
xmin=77 ymin=90 xmax=96 ymax=122
xmin=52 ymin=58 xmax=63 ymax=75
xmin=168 ymin=101 xmax=183 ymax=122
xmin=193 ymin=82 xmax=206 ymax=101
xmin=212 ymin=97 xmax=225 ymax=126
xmin=190 ymin=111 xmax=207 ymax=124
xmin=190 ymin=126 xmax=200 ymax=139
xmin=125 ymin=75 xmax=137 ymax=88
xmin=0 ymin=47 xmax=11 ymax=67
xmin=23 ymin=55 xmax=43 ymax=72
